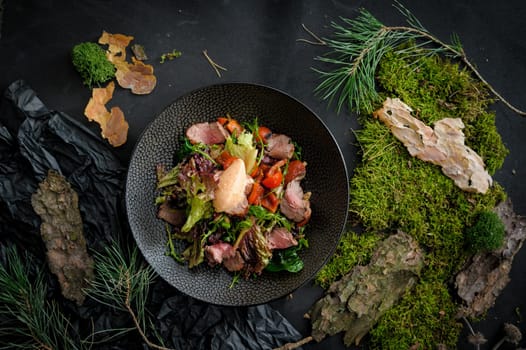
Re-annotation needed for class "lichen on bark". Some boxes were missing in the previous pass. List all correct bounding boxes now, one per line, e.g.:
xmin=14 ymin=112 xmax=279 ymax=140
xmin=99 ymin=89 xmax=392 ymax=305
xmin=455 ymin=199 xmax=526 ymax=318
xmin=31 ymin=169 xmax=94 ymax=305
xmin=373 ymin=97 xmax=493 ymax=194
xmin=309 ymin=231 xmax=424 ymax=346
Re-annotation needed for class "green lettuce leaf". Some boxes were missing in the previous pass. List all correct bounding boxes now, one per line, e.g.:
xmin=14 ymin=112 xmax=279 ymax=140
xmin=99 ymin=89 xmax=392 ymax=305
xmin=181 ymin=194 xmax=212 ymax=233
xmin=225 ymin=131 xmax=258 ymax=174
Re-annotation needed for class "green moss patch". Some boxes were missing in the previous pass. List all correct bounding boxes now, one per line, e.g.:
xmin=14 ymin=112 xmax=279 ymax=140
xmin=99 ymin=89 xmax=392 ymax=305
xmin=315 ymin=230 xmax=383 ymax=289
xmin=317 ymin=49 xmax=509 ymax=348
xmin=369 ymin=278 xmax=462 ymax=349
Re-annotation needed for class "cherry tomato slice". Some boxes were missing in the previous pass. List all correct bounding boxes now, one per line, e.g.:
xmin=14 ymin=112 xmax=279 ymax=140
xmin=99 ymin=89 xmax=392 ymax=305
xmin=261 ymin=159 xmax=285 ymax=189
xmin=216 ymin=151 xmax=237 ymax=169
xmin=262 ymin=171 xmax=282 ymax=189
xmin=225 ymin=119 xmax=243 ymax=136
xmin=256 ymin=126 xmax=272 ymax=143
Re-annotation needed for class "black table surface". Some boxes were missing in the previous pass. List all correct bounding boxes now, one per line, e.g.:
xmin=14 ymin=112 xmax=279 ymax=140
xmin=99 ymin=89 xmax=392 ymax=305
xmin=1 ymin=1 xmax=525 ymax=349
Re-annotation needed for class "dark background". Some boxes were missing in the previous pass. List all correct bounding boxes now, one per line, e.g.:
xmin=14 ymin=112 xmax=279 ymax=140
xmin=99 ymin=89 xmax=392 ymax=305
xmin=1 ymin=1 xmax=525 ymax=349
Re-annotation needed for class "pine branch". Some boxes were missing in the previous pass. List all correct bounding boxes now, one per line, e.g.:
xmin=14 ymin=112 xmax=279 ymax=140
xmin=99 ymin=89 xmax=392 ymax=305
xmin=0 ymin=247 xmax=79 ymax=350
xmin=86 ymin=242 xmax=172 ymax=350
xmin=314 ymin=2 xmax=525 ymax=116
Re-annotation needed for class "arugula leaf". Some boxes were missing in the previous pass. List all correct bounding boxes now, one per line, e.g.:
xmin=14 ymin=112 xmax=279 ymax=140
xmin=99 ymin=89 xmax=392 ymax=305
xmin=248 ymin=205 xmax=292 ymax=231
xmin=175 ymin=137 xmax=217 ymax=164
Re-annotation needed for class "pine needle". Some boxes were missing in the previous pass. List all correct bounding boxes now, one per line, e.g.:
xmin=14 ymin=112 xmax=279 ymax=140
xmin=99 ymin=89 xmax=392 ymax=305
xmin=86 ymin=242 xmax=172 ymax=350
xmin=297 ymin=24 xmax=326 ymax=45
xmin=202 ymin=49 xmax=228 ymax=77
xmin=314 ymin=1 xmax=526 ymax=116
xmin=0 ymin=247 xmax=79 ymax=350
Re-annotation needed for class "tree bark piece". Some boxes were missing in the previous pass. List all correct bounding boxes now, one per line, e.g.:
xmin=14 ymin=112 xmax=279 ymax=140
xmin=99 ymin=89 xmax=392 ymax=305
xmin=373 ymin=97 xmax=492 ymax=193
xmin=31 ymin=169 xmax=94 ymax=305
xmin=455 ymin=199 xmax=526 ymax=318
xmin=308 ymin=231 xmax=424 ymax=346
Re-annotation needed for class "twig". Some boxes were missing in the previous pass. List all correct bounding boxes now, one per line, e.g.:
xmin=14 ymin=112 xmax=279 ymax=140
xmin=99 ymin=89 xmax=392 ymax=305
xmin=385 ymin=25 xmax=526 ymax=116
xmin=124 ymin=271 xmax=173 ymax=350
xmin=316 ymin=4 xmax=526 ymax=116
xmin=462 ymin=316 xmax=476 ymax=336
xmin=202 ymin=49 xmax=228 ymax=77
xmin=462 ymin=317 xmax=480 ymax=350
xmin=272 ymin=336 xmax=314 ymax=350
xmin=297 ymin=23 xmax=326 ymax=45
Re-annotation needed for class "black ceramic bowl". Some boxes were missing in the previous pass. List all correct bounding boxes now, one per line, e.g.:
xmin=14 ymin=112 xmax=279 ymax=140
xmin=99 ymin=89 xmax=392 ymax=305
xmin=126 ymin=83 xmax=348 ymax=306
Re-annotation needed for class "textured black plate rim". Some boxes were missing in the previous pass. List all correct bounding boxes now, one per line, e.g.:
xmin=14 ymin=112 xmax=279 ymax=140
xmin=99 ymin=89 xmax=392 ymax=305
xmin=125 ymin=82 xmax=349 ymax=306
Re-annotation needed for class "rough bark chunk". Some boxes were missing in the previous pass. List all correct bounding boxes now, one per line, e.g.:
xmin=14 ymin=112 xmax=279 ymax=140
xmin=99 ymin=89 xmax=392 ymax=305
xmin=31 ymin=169 xmax=94 ymax=305
xmin=309 ymin=231 xmax=424 ymax=346
xmin=373 ymin=98 xmax=492 ymax=193
xmin=455 ymin=199 xmax=526 ymax=318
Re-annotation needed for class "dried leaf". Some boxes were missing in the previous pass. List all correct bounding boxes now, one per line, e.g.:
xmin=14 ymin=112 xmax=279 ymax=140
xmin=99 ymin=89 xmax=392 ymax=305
xmin=84 ymin=80 xmax=115 ymax=124
xmin=455 ymin=199 xmax=526 ymax=318
xmin=84 ymin=81 xmax=129 ymax=147
xmin=98 ymin=31 xmax=156 ymax=94
xmin=114 ymin=56 xmax=157 ymax=94
xmin=309 ymin=231 xmax=424 ymax=346
xmin=373 ymin=98 xmax=492 ymax=193
xmin=30 ymin=169 xmax=94 ymax=305
xmin=98 ymin=30 xmax=134 ymax=63
xmin=106 ymin=106 xmax=129 ymax=146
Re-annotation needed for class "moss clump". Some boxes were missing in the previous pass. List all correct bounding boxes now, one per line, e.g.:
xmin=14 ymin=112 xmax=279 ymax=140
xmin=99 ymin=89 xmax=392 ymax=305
xmin=369 ymin=279 xmax=462 ymax=349
xmin=329 ymin=48 xmax=509 ymax=348
xmin=71 ymin=42 xmax=116 ymax=87
xmin=350 ymin=50 xmax=508 ymax=278
xmin=465 ymin=210 xmax=505 ymax=252
xmin=349 ymin=117 xmax=507 ymax=279
xmin=315 ymin=230 xmax=382 ymax=289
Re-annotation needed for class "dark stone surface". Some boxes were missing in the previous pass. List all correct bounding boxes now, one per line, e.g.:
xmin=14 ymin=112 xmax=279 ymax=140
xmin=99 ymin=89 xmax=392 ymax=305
xmin=1 ymin=1 xmax=525 ymax=348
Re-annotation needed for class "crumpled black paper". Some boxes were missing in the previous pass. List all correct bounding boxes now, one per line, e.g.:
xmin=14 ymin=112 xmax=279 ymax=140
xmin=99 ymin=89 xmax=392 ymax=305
xmin=0 ymin=80 xmax=302 ymax=350
xmin=151 ymin=280 xmax=303 ymax=350
xmin=0 ymin=79 xmax=124 ymax=252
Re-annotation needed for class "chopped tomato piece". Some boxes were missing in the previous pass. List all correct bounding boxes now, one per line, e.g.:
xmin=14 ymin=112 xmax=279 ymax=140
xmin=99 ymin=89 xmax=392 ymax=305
xmin=261 ymin=192 xmax=279 ymax=213
xmin=217 ymin=116 xmax=229 ymax=125
xmin=225 ymin=119 xmax=243 ymax=136
xmin=262 ymin=170 xmax=282 ymax=189
xmin=262 ymin=159 xmax=285 ymax=189
xmin=256 ymin=126 xmax=272 ymax=143
xmin=216 ymin=151 xmax=237 ymax=169
xmin=249 ymin=164 xmax=261 ymax=178
xmin=248 ymin=182 xmax=264 ymax=205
